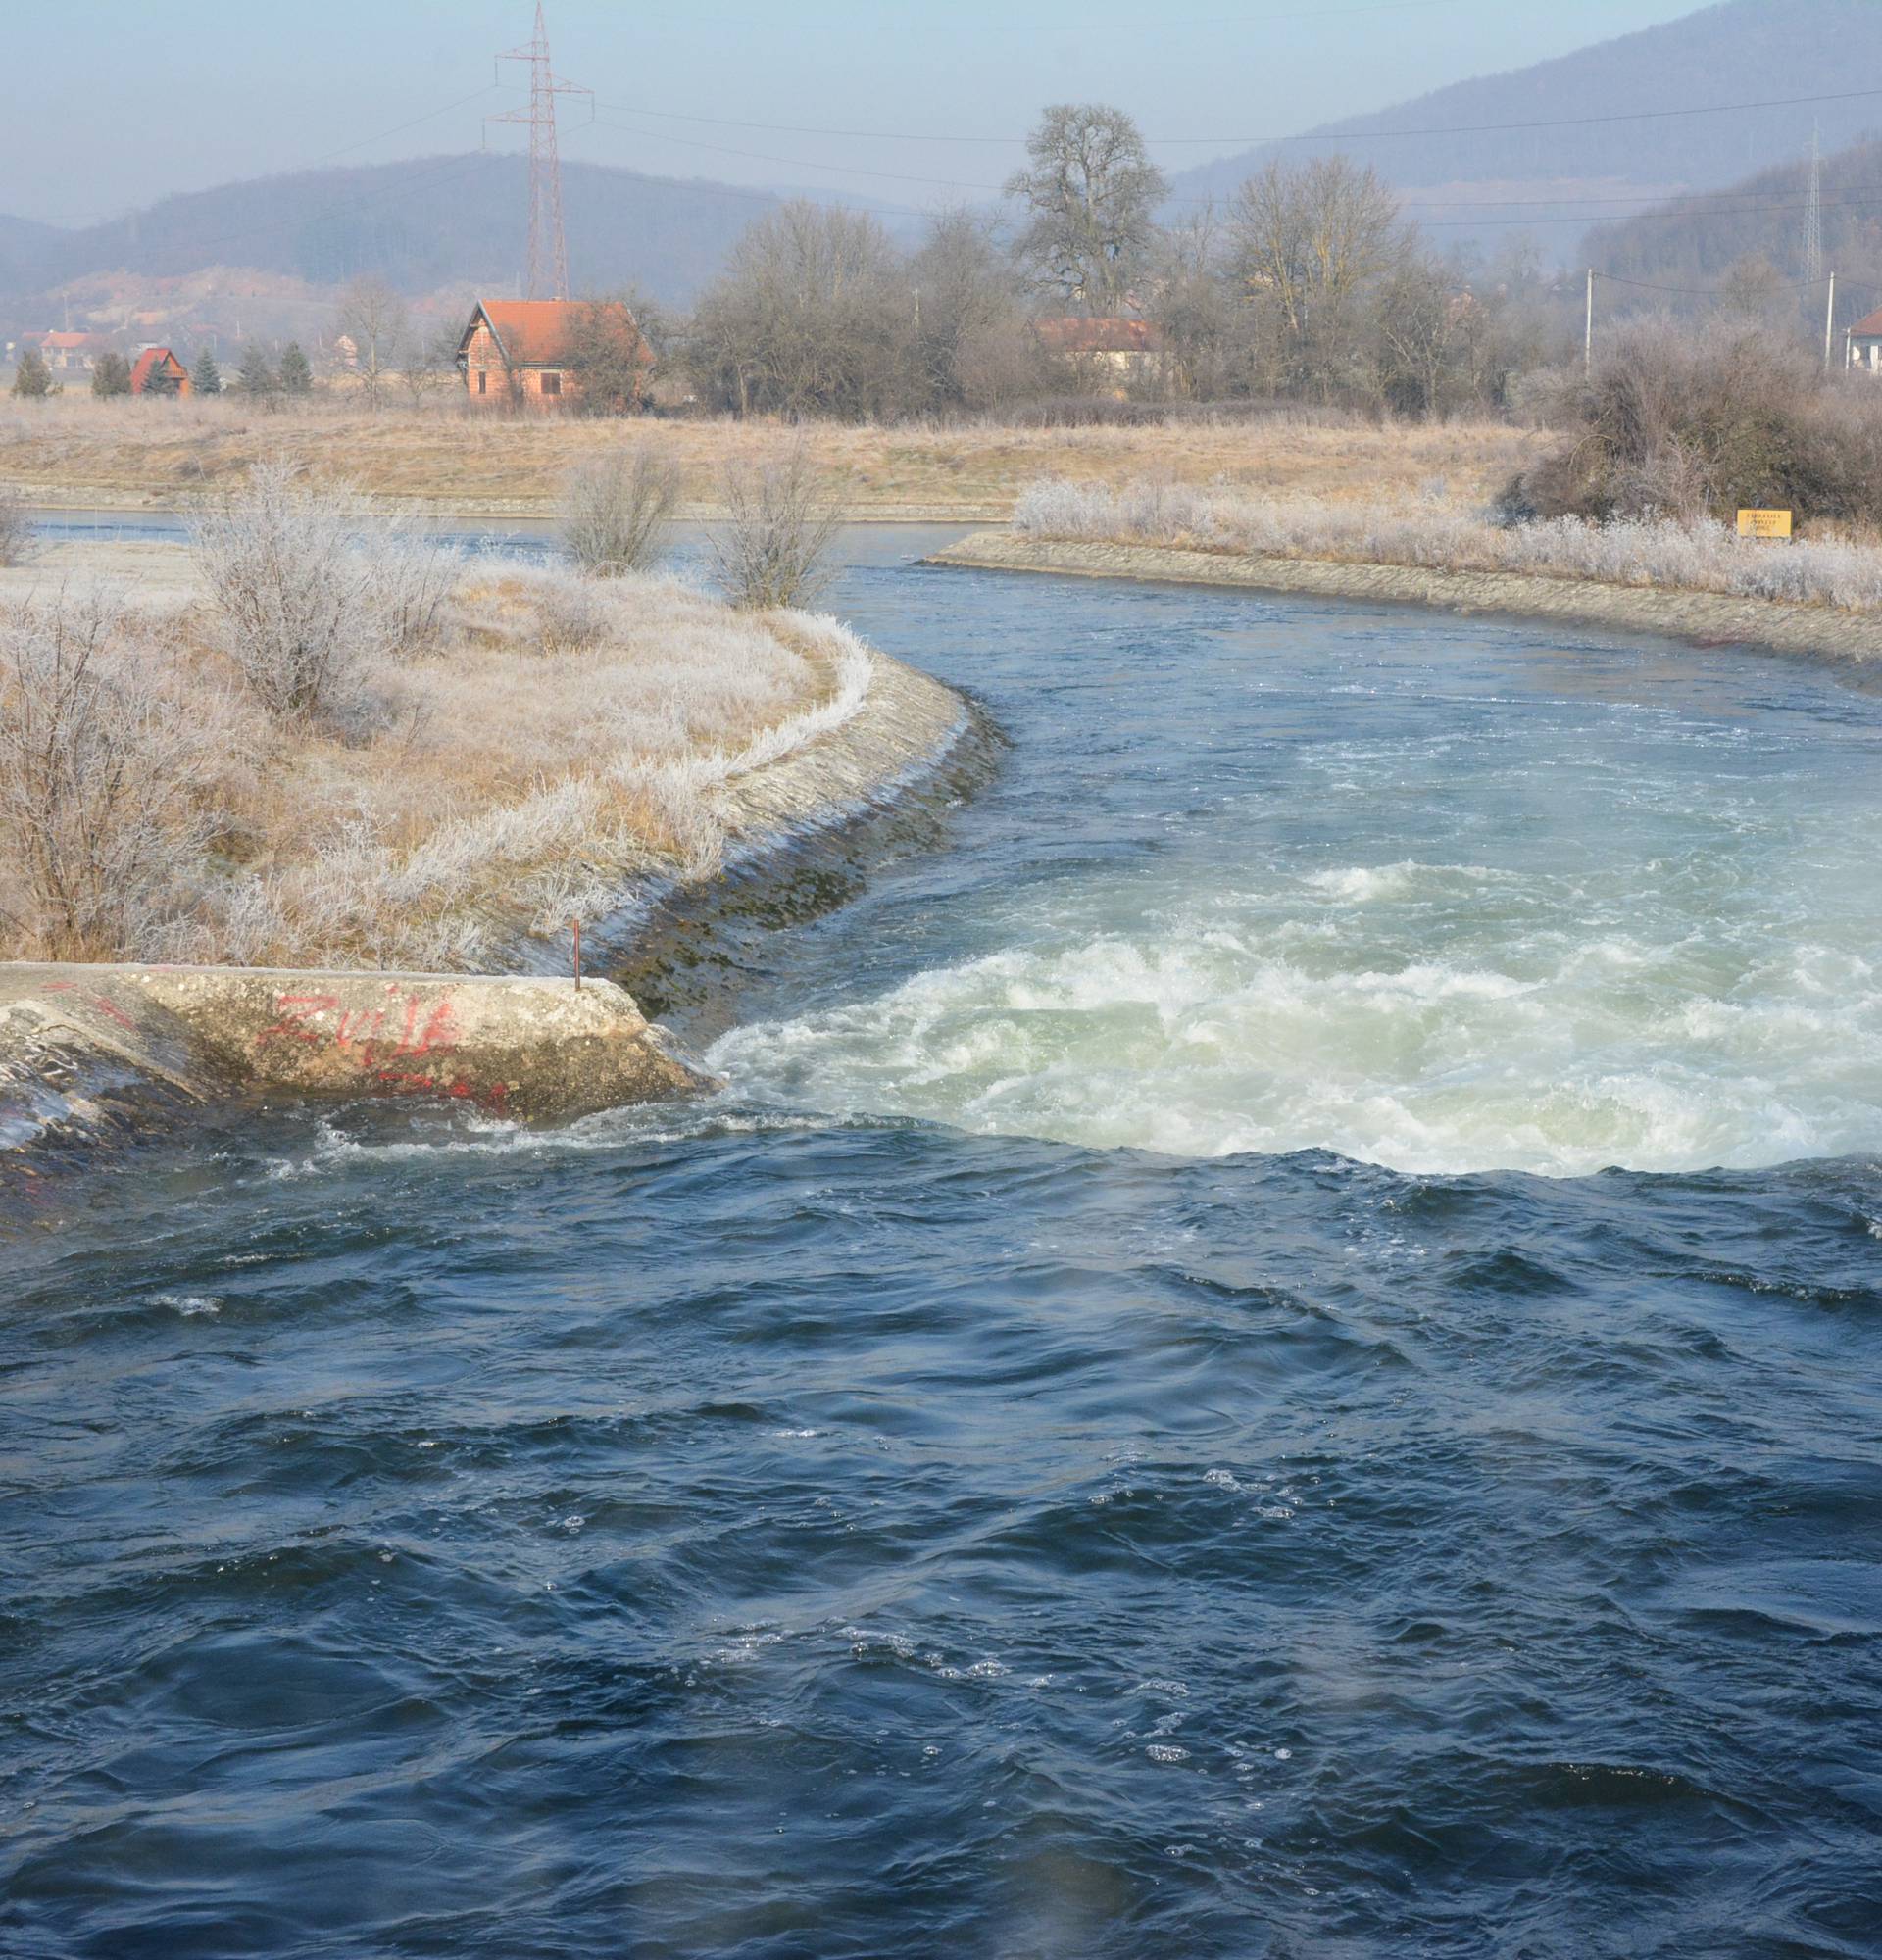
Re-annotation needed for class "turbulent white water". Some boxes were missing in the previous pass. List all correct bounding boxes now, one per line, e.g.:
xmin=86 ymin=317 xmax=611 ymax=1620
xmin=711 ymin=589 xmax=1882 ymax=1180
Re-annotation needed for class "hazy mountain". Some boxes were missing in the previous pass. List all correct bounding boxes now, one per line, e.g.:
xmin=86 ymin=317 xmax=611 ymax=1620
xmin=0 ymin=153 xmax=797 ymax=311
xmin=1168 ymin=0 xmax=1882 ymax=261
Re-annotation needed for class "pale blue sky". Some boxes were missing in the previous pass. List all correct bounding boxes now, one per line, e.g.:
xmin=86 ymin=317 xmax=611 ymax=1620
xmin=12 ymin=0 xmax=1706 ymax=225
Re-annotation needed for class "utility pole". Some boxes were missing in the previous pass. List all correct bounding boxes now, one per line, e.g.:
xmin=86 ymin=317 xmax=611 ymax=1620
xmin=1825 ymin=270 xmax=1837 ymax=372
xmin=487 ymin=4 xmax=592 ymax=301
xmin=1585 ymin=268 xmax=1594 ymax=370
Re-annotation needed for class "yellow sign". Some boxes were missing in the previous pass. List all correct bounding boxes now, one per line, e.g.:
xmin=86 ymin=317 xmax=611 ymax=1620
xmin=1737 ymin=508 xmax=1793 ymax=539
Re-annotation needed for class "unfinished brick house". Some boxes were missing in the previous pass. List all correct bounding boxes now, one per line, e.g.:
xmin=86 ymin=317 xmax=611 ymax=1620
xmin=455 ymin=299 xmax=651 ymax=412
xmin=128 ymin=347 xmax=192 ymax=397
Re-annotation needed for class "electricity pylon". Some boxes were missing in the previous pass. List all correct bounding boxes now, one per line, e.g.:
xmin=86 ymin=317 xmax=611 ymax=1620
xmin=487 ymin=4 xmax=591 ymax=300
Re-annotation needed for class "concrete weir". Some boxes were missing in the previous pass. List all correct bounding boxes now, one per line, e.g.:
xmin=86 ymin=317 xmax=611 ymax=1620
xmin=0 ymin=963 xmax=713 ymax=1153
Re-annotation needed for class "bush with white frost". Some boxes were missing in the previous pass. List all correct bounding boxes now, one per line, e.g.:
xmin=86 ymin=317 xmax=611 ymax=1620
xmin=0 ymin=590 xmax=220 ymax=958
xmin=558 ymin=448 xmax=682 ymax=576
xmin=710 ymin=442 xmax=841 ymax=611
xmin=1012 ymin=477 xmax=1882 ymax=612
xmin=191 ymin=463 xmax=458 ymax=720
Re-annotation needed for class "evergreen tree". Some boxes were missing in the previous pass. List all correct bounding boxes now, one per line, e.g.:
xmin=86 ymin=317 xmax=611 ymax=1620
xmin=277 ymin=342 xmax=313 ymax=395
xmin=11 ymin=346 xmax=52 ymax=399
xmin=90 ymin=351 xmax=132 ymax=398
xmin=192 ymin=349 xmax=223 ymax=396
xmin=237 ymin=343 xmax=279 ymax=400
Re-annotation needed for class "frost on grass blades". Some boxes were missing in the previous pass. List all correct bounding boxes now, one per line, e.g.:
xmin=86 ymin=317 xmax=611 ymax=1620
xmin=1014 ymin=478 xmax=1882 ymax=612
xmin=0 ymin=499 xmax=875 ymax=970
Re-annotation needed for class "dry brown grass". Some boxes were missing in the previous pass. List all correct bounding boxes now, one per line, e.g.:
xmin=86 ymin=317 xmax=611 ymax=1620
xmin=0 ymin=558 xmax=862 ymax=970
xmin=0 ymin=394 xmax=1535 ymax=518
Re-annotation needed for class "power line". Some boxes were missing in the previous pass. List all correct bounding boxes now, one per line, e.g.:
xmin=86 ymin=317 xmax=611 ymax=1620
xmin=589 ymin=81 xmax=1882 ymax=149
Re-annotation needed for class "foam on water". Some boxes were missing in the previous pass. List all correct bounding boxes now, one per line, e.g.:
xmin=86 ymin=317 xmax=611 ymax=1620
xmin=713 ymin=857 xmax=1882 ymax=1177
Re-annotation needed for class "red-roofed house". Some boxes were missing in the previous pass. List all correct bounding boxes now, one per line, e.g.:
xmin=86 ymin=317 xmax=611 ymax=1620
xmin=36 ymin=330 xmax=109 ymax=373
xmin=1032 ymin=317 xmax=1165 ymax=391
xmin=129 ymin=346 xmax=192 ymax=397
xmin=1848 ymin=306 xmax=1882 ymax=373
xmin=455 ymin=299 xmax=652 ymax=412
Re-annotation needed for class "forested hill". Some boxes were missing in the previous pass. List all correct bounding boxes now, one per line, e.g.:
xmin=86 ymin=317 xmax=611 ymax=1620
xmin=1170 ymin=1 xmax=1882 ymax=239
xmin=0 ymin=154 xmax=791 ymax=306
xmin=1586 ymin=132 xmax=1882 ymax=325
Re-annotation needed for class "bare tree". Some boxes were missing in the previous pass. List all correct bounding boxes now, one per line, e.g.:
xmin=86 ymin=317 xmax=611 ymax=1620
xmin=1226 ymin=157 xmax=1408 ymax=399
xmin=709 ymin=442 xmax=842 ymax=611
xmin=564 ymin=298 xmax=656 ymax=416
xmin=689 ymin=203 xmax=914 ymax=420
xmin=1145 ymin=202 xmax=1236 ymax=399
xmin=1005 ymin=104 xmax=1168 ymax=315
xmin=0 ymin=488 xmax=34 ymax=567
xmin=338 ymin=276 xmax=410 ymax=411
xmin=0 ymin=590 xmax=210 ymax=958
xmin=559 ymin=448 xmax=682 ymax=574
xmin=400 ymin=319 xmax=465 ymax=407
xmin=908 ymin=208 xmax=1023 ymax=408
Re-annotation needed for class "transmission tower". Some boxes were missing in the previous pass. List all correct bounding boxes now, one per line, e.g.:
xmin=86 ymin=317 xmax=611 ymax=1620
xmin=1804 ymin=121 xmax=1823 ymax=289
xmin=486 ymin=4 xmax=591 ymax=300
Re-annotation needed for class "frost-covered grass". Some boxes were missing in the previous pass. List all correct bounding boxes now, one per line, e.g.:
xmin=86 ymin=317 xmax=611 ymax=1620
xmin=0 ymin=557 xmax=873 ymax=970
xmin=1014 ymin=478 xmax=1882 ymax=612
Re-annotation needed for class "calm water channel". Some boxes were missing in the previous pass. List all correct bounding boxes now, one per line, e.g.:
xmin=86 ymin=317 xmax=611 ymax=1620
xmin=5 ymin=527 xmax=1880 ymax=1957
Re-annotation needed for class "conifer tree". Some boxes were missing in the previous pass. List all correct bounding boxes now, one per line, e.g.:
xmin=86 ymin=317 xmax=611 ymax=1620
xmin=278 ymin=342 xmax=314 ymax=395
xmin=90 ymin=351 xmax=132 ymax=398
xmin=11 ymin=346 xmax=52 ymax=399
xmin=237 ymin=343 xmax=279 ymax=400
xmin=192 ymin=349 xmax=223 ymax=396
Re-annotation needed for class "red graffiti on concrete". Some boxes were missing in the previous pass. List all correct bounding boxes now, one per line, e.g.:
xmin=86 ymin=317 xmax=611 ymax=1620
xmin=255 ymin=986 xmax=498 ymax=1107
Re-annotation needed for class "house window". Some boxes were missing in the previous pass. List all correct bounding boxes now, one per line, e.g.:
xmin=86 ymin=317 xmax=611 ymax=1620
xmin=477 ymin=371 xmax=487 ymax=395
xmin=540 ymin=371 xmax=563 ymax=397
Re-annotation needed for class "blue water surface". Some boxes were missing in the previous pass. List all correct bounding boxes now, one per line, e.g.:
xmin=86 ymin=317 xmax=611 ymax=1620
xmin=4 ymin=530 xmax=1880 ymax=1958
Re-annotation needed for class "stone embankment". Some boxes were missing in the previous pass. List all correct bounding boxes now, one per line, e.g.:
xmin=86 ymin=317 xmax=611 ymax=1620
xmin=927 ymin=533 xmax=1882 ymax=673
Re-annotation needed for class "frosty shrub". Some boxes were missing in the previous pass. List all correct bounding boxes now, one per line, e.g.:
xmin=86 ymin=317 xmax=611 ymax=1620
xmin=710 ymin=442 xmax=842 ymax=611
xmin=559 ymin=448 xmax=682 ymax=575
xmin=191 ymin=463 xmax=458 ymax=720
xmin=0 ymin=590 xmax=215 ymax=958
xmin=0 ymin=486 xmax=34 ymax=567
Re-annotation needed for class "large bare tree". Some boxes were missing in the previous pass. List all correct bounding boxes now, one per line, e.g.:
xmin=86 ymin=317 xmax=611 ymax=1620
xmin=1226 ymin=157 xmax=1407 ymax=398
xmin=1005 ymin=104 xmax=1168 ymax=316
xmin=338 ymin=276 xmax=409 ymax=411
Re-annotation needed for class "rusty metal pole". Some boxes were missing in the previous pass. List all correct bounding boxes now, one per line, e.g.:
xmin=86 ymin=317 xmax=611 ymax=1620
xmin=573 ymin=917 xmax=582 ymax=991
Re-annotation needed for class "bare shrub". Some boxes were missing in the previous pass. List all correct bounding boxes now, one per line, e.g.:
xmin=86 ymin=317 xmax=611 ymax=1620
xmin=558 ymin=448 xmax=681 ymax=575
xmin=1507 ymin=318 xmax=1882 ymax=527
xmin=191 ymin=464 xmax=458 ymax=720
xmin=0 ymin=590 xmax=213 ymax=958
xmin=709 ymin=443 xmax=842 ymax=611
xmin=0 ymin=487 xmax=33 ymax=566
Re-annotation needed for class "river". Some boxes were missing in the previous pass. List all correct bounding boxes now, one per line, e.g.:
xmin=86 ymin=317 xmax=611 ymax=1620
xmin=5 ymin=530 xmax=1880 ymax=1957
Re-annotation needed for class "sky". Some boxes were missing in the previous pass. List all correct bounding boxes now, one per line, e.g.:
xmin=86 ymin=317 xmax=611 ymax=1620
xmin=8 ymin=0 xmax=1709 ymax=227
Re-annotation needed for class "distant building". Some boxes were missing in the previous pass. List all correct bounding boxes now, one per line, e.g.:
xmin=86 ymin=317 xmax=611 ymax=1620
xmin=455 ymin=299 xmax=651 ymax=412
xmin=35 ymin=330 xmax=108 ymax=373
xmin=1847 ymin=306 xmax=1882 ymax=372
xmin=1032 ymin=316 xmax=1165 ymax=391
xmin=128 ymin=347 xmax=192 ymax=397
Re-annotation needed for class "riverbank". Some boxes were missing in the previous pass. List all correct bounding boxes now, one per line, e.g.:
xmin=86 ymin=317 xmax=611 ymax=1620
xmin=927 ymin=531 xmax=1882 ymax=671
xmin=0 ymin=399 xmax=1532 ymax=520
xmin=0 ymin=534 xmax=978 ymax=1171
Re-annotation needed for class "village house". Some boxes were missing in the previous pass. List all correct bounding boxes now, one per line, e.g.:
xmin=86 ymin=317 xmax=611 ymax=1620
xmin=128 ymin=346 xmax=192 ymax=397
xmin=1848 ymin=306 xmax=1882 ymax=373
xmin=455 ymin=298 xmax=651 ymax=412
xmin=1032 ymin=316 xmax=1166 ymax=393
xmin=33 ymin=330 xmax=110 ymax=373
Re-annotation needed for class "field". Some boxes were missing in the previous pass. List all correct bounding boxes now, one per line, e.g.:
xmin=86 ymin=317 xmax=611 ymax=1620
xmin=0 ymin=395 xmax=1537 ymax=519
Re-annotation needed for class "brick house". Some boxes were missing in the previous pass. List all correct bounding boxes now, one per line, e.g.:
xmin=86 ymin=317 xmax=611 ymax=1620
xmin=128 ymin=346 xmax=192 ymax=397
xmin=455 ymin=299 xmax=651 ymax=411
xmin=1032 ymin=317 xmax=1166 ymax=391
xmin=1848 ymin=305 xmax=1882 ymax=373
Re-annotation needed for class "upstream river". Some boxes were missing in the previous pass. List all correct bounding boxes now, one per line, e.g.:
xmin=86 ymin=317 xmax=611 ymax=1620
xmin=5 ymin=530 xmax=1881 ymax=1957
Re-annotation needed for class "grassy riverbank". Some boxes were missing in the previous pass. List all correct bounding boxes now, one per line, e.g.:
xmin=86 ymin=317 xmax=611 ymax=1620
xmin=0 ymin=536 xmax=911 ymax=973
xmin=0 ymin=397 xmax=1533 ymax=518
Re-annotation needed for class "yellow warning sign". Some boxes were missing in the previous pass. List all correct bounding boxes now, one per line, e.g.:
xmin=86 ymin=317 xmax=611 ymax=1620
xmin=1736 ymin=509 xmax=1793 ymax=539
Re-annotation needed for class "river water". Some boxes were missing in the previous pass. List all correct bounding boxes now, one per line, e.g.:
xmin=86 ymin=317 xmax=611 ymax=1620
xmin=6 ymin=531 xmax=1881 ymax=1957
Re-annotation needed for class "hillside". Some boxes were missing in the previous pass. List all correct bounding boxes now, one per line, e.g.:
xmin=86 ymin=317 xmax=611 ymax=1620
xmin=1586 ymin=130 xmax=1882 ymax=330
xmin=0 ymin=153 xmax=788 ymax=312
xmin=1169 ymin=0 xmax=1882 ymax=259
